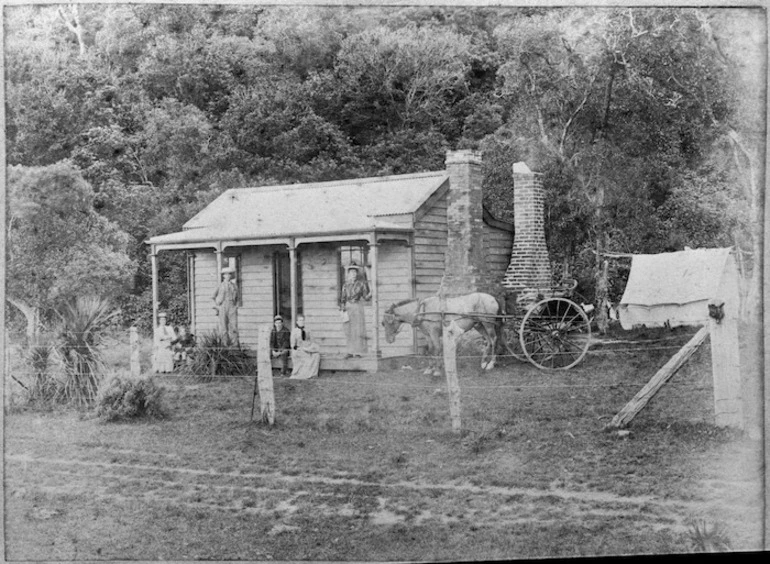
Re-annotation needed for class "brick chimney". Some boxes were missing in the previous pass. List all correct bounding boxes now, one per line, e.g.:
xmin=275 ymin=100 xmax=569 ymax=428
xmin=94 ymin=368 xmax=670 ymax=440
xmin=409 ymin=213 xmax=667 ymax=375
xmin=502 ymin=162 xmax=552 ymax=294
xmin=440 ymin=150 xmax=488 ymax=297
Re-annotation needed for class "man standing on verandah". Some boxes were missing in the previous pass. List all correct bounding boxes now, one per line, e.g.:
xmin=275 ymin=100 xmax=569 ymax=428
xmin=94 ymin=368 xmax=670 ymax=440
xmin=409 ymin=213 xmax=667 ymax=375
xmin=212 ymin=268 xmax=239 ymax=345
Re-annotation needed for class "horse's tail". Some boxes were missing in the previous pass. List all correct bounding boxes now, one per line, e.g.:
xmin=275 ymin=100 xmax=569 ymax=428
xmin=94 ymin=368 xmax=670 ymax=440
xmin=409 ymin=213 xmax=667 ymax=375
xmin=492 ymin=294 xmax=507 ymax=354
xmin=495 ymin=294 xmax=507 ymax=316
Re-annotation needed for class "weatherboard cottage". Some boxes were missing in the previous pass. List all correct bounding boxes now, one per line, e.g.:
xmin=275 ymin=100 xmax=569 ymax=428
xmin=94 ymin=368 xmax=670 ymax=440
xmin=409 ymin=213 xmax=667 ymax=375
xmin=147 ymin=150 xmax=519 ymax=371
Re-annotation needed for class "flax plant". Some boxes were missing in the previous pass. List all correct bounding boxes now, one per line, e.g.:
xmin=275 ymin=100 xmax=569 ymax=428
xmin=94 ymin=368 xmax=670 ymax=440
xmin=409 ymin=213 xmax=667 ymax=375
xmin=53 ymin=296 xmax=119 ymax=406
xmin=26 ymin=336 xmax=58 ymax=403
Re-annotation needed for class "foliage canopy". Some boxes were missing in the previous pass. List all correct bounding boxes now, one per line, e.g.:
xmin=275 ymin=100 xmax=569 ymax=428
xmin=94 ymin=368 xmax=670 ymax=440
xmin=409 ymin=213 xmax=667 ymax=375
xmin=4 ymin=4 xmax=763 ymax=323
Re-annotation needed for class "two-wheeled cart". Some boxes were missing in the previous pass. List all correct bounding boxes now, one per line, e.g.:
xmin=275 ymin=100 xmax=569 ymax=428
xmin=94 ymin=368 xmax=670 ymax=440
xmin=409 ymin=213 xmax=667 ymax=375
xmin=497 ymin=279 xmax=593 ymax=370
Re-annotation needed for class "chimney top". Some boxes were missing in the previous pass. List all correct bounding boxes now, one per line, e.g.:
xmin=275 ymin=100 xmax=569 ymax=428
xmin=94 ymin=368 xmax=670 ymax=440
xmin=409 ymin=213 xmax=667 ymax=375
xmin=512 ymin=162 xmax=532 ymax=174
xmin=446 ymin=149 xmax=483 ymax=166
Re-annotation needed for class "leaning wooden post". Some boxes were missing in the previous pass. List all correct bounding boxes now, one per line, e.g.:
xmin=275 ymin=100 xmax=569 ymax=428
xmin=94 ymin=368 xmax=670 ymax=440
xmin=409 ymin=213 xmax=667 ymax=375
xmin=130 ymin=326 xmax=140 ymax=378
xmin=440 ymin=305 xmax=461 ymax=433
xmin=255 ymin=324 xmax=275 ymax=425
xmin=610 ymin=325 xmax=710 ymax=428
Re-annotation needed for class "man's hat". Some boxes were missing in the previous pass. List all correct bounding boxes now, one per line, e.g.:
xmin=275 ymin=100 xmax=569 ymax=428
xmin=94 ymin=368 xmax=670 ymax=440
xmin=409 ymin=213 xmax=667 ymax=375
xmin=347 ymin=262 xmax=362 ymax=271
xmin=274 ymin=315 xmax=283 ymax=321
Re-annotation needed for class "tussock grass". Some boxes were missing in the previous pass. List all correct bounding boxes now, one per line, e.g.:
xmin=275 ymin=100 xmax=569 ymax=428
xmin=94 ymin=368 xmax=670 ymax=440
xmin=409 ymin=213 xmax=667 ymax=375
xmin=182 ymin=331 xmax=254 ymax=380
xmin=687 ymin=519 xmax=732 ymax=552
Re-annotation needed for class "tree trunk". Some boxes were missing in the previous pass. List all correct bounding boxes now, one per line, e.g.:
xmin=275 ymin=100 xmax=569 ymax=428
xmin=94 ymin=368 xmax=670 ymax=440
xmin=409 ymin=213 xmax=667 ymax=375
xmin=58 ymin=4 xmax=86 ymax=57
xmin=6 ymin=297 xmax=39 ymax=342
xmin=595 ymin=260 xmax=610 ymax=334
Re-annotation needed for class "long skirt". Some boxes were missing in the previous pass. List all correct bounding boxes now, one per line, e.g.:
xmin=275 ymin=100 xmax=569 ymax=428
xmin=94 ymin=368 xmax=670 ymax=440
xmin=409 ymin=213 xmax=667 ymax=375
xmin=344 ymin=302 xmax=368 ymax=355
xmin=290 ymin=348 xmax=320 ymax=379
xmin=154 ymin=342 xmax=174 ymax=373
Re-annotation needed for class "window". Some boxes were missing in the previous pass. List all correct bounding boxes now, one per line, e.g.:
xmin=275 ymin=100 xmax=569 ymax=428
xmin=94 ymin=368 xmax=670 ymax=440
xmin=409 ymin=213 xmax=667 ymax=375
xmin=339 ymin=243 xmax=370 ymax=300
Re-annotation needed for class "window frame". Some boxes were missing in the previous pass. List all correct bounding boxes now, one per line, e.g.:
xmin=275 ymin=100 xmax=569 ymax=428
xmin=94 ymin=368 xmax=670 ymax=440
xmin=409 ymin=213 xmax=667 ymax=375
xmin=338 ymin=242 xmax=370 ymax=304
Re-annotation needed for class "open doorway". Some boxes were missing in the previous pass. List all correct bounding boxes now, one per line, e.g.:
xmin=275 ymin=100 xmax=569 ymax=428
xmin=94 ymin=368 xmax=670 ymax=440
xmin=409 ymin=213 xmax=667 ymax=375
xmin=273 ymin=249 xmax=302 ymax=322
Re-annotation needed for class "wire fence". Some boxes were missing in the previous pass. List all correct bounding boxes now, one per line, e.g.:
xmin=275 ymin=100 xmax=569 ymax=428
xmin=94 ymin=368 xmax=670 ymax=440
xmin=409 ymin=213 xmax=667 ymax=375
xmin=5 ymin=325 xmax=695 ymax=396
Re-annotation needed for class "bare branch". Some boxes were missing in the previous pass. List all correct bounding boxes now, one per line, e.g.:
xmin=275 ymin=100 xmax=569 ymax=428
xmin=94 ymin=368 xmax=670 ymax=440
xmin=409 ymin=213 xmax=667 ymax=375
xmin=727 ymin=129 xmax=758 ymax=202
xmin=560 ymin=75 xmax=596 ymax=155
xmin=57 ymin=4 xmax=86 ymax=57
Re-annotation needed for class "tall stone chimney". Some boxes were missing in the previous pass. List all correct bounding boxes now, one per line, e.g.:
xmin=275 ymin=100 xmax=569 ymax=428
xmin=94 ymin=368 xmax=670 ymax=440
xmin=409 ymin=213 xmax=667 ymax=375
xmin=440 ymin=150 xmax=488 ymax=297
xmin=502 ymin=162 xmax=552 ymax=294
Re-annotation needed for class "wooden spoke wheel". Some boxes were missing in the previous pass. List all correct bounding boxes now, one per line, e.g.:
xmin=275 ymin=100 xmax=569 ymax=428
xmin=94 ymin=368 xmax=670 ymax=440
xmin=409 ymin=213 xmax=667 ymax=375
xmin=501 ymin=321 xmax=527 ymax=362
xmin=519 ymin=298 xmax=591 ymax=370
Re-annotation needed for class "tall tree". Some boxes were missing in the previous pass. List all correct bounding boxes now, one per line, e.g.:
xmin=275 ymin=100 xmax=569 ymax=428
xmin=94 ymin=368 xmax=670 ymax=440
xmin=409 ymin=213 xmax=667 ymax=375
xmin=491 ymin=7 xmax=750 ymax=300
xmin=6 ymin=162 xmax=135 ymax=337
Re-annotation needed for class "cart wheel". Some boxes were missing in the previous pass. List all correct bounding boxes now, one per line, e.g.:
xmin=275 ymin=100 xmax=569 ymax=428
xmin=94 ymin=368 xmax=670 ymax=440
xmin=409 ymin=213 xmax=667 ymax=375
xmin=519 ymin=298 xmax=591 ymax=370
xmin=501 ymin=322 xmax=527 ymax=362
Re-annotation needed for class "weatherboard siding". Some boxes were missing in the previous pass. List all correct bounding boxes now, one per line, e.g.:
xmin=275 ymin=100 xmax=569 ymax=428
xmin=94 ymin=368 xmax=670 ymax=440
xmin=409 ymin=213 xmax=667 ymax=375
xmin=376 ymin=240 xmax=414 ymax=357
xmin=192 ymin=248 xmax=276 ymax=349
xmin=301 ymin=243 xmax=373 ymax=354
xmin=192 ymin=251 xmax=219 ymax=338
xmin=413 ymin=190 xmax=448 ymax=300
xmin=238 ymin=247 xmax=276 ymax=349
xmin=483 ymin=223 xmax=514 ymax=287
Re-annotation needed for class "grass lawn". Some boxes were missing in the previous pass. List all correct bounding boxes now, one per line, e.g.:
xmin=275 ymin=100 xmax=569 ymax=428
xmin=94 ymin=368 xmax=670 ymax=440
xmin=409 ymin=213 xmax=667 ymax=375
xmin=4 ymin=332 xmax=764 ymax=560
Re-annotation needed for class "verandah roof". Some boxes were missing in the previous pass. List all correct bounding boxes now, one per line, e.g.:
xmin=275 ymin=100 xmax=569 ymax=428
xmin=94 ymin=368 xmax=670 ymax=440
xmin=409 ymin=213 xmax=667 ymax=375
xmin=147 ymin=170 xmax=449 ymax=247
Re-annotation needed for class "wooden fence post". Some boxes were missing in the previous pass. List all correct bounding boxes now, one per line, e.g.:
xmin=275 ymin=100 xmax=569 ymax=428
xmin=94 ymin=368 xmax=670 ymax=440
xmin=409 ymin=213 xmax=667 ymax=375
xmin=709 ymin=300 xmax=743 ymax=428
xmin=255 ymin=324 xmax=275 ymax=425
xmin=441 ymin=310 xmax=462 ymax=434
xmin=130 ymin=326 xmax=140 ymax=378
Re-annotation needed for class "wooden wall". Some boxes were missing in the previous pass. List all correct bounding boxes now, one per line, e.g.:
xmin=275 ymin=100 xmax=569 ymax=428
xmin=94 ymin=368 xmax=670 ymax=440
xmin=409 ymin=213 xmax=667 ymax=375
xmin=300 ymin=243 xmax=350 ymax=354
xmin=413 ymin=185 xmax=448 ymax=299
xmin=239 ymin=247 xmax=277 ymax=348
xmin=193 ymin=247 xmax=276 ymax=350
xmin=483 ymin=223 xmax=514 ymax=288
xmin=376 ymin=240 xmax=414 ymax=358
xmin=192 ymin=251 xmax=218 ymax=338
xmin=192 ymin=242 xmax=413 ymax=358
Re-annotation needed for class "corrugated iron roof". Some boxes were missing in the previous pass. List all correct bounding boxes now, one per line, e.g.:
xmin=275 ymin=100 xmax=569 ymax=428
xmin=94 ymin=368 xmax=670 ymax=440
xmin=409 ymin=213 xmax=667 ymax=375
xmin=148 ymin=171 xmax=448 ymax=246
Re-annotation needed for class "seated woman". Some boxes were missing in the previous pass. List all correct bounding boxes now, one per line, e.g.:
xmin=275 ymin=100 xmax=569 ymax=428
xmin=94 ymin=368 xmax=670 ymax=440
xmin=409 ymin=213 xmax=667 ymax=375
xmin=289 ymin=314 xmax=321 ymax=380
xmin=173 ymin=324 xmax=195 ymax=369
xmin=153 ymin=312 xmax=176 ymax=373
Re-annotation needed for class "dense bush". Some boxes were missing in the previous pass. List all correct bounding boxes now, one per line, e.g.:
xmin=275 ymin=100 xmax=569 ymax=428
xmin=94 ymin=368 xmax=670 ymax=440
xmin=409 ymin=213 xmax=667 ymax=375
xmin=95 ymin=375 xmax=167 ymax=422
xmin=181 ymin=331 xmax=254 ymax=380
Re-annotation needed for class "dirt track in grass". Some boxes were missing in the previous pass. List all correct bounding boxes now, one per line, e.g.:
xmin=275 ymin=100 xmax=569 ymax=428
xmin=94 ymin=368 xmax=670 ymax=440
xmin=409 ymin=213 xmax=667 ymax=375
xmin=4 ymin=342 xmax=765 ymax=561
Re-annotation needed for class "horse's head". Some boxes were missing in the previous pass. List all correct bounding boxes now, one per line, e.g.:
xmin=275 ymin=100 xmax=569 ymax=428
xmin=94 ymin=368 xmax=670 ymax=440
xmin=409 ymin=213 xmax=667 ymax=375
xmin=381 ymin=307 xmax=402 ymax=344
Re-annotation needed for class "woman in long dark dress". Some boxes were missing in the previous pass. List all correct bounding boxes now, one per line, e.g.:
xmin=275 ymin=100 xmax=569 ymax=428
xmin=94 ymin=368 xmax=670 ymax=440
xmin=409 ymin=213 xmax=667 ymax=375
xmin=340 ymin=264 xmax=370 ymax=357
xmin=290 ymin=315 xmax=320 ymax=379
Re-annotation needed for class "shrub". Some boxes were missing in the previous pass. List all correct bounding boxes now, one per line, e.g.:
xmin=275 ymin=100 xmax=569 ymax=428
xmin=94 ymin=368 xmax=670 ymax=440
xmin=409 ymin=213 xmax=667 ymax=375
xmin=95 ymin=375 xmax=167 ymax=422
xmin=181 ymin=331 xmax=254 ymax=380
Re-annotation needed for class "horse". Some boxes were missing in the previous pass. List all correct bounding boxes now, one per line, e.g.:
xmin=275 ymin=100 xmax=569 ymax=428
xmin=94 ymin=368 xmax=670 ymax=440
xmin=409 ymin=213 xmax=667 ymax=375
xmin=381 ymin=293 xmax=501 ymax=376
